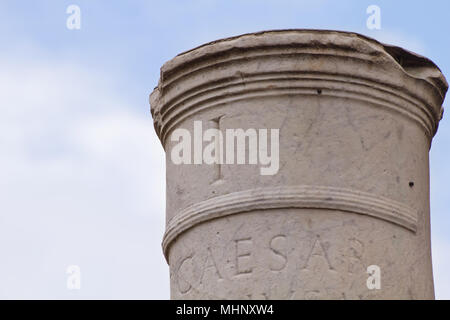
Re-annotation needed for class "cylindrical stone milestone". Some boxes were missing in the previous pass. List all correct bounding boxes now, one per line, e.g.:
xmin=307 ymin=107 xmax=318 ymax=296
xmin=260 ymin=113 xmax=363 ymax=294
xmin=150 ymin=30 xmax=448 ymax=299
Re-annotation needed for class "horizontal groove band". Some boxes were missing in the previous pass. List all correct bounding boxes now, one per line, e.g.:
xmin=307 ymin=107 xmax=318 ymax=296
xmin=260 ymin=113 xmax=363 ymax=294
xmin=157 ymin=74 xmax=436 ymax=147
xmin=162 ymin=185 xmax=418 ymax=260
xmin=161 ymin=72 xmax=431 ymax=119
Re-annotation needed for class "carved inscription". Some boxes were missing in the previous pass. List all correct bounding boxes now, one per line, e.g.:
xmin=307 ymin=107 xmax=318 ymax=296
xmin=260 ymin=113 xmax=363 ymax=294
xmin=210 ymin=116 xmax=223 ymax=184
xmin=269 ymin=235 xmax=287 ymax=271
xmin=200 ymin=247 xmax=223 ymax=284
xmin=173 ymin=231 xmax=368 ymax=299
xmin=175 ymin=255 xmax=194 ymax=294
xmin=301 ymin=236 xmax=334 ymax=271
xmin=235 ymin=237 xmax=253 ymax=276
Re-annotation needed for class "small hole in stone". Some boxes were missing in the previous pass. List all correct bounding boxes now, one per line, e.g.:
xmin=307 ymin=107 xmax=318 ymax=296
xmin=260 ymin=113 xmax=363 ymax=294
xmin=317 ymin=89 xmax=322 ymax=95
xmin=409 ymin=182 xmax=414 ymax=188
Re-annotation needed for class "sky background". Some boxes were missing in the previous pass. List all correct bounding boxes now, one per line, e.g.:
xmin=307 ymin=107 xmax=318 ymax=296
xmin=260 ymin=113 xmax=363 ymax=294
xmin=0 ymin=0 xmax=449 ymax=299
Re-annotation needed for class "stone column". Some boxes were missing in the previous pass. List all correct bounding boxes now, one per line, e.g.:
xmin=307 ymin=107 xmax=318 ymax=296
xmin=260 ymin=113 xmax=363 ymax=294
xmin=150 ymin=30 xmax=448 ymax=299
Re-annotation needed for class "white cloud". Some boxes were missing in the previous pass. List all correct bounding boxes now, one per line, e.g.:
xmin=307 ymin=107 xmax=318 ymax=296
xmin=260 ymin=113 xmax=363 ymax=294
xmin=432 ymin=237 xmax=450 ymax=299
xmin=0 ymin=8 xmax=447 ymax=299
xmin=0 ymin=46 xmax=169 ymax=299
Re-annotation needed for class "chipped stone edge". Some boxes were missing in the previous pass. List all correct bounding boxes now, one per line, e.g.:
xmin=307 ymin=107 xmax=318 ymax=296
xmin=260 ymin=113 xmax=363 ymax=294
xmin=150 ymin=29 xmax=448 ymax=145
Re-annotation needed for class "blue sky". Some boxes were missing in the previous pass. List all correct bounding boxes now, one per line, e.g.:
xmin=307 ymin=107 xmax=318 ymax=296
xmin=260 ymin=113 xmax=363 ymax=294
xmin=0 ymin=0 xmax=449 ymax=299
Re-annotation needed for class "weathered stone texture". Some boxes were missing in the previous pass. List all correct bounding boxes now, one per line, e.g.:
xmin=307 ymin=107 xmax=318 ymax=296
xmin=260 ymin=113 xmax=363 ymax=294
xmin=150 ymin=30 xmax=448 ymax=299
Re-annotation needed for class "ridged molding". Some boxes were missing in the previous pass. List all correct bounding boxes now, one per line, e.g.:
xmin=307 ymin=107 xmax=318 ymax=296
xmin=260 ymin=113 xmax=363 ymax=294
xmin=150 ymin=30 xmax=448 ymax=148
xmin=162 ymin=185 xmax=418 ymax=261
